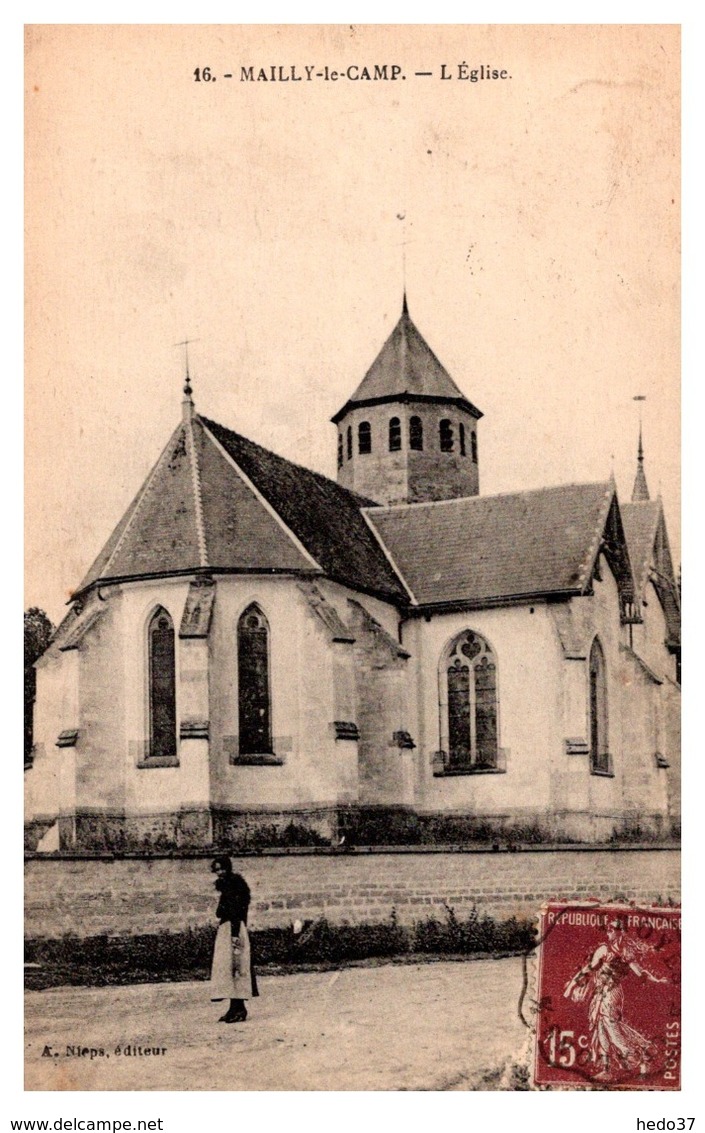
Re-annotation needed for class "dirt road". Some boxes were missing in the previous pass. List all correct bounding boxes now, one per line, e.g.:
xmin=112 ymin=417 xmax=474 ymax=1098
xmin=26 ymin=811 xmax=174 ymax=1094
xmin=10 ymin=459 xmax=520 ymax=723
xmin=25 ymin=957 xmax=529 ymax=1091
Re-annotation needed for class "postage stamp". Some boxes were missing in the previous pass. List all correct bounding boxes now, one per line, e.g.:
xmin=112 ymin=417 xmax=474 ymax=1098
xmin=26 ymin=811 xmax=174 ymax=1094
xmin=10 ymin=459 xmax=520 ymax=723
xmin=533 ymin=903 xmax=681 ymax=1090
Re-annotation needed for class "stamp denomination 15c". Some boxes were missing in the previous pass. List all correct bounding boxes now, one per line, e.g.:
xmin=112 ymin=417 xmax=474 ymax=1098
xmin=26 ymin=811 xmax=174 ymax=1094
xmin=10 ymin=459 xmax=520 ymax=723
xmin=534 ymin=902 xmax=681 ymax=1090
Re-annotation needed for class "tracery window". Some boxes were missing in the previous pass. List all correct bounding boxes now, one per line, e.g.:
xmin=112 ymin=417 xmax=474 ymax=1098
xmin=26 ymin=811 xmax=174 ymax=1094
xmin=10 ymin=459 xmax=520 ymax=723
xmin=148 ymin=607 xmax=177 ymax=760
xmin=441 ymin=631 xmax=498 ymax=770
xmin=589 ymin=637 xmax=610 ymax=774
xmin=440 ymin=419 xmax=454 ymax=452
xmin=238 ymin=604 xmax=272 ymax=756
xmin=410 ymin=416 xmax=423 ymax=451
xmin=389 ymin=416 xmax=402 ymax=451
xmin=358 ymin=421 xmax=372 ymax=454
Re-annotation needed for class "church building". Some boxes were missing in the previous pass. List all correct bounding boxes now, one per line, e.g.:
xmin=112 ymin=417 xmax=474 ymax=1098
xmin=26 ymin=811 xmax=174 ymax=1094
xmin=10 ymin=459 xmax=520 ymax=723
xmin=25 ymin=299 xmax=681 ymax=850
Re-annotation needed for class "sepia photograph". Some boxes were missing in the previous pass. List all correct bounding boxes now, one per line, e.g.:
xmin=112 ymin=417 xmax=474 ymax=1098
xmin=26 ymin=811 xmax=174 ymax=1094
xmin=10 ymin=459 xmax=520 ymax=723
xmin=24 ymin=23 xmax=681 ymax=1096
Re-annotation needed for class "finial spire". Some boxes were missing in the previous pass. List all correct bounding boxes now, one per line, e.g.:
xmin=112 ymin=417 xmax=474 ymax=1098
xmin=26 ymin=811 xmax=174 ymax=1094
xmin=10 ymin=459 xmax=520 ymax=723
xmin=631 ymin=396 xmax=650 ymax=501
xmin=396 ymin=210 xmax=412 ymax=316
xmin=175 ymin=338 xmax=199 ymax=420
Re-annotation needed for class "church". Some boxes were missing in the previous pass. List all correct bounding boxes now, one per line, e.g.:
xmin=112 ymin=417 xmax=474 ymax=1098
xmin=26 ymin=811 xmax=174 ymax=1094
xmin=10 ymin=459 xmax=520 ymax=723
xmin=25 ymin=299 xmax=681 ymax=851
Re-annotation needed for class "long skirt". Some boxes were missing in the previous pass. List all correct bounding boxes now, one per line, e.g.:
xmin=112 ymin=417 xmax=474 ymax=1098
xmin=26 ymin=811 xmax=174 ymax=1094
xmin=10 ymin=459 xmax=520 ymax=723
xmin=209 ymin=921 xmax=257 ymax=1001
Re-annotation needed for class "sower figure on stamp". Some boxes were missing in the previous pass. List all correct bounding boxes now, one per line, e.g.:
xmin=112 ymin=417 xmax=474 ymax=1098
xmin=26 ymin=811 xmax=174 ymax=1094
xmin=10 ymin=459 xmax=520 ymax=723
xmin=563 ymin=918 xmax=667 ymax=1080
xmin=209 ymin=856 xmax=259 ymax=1023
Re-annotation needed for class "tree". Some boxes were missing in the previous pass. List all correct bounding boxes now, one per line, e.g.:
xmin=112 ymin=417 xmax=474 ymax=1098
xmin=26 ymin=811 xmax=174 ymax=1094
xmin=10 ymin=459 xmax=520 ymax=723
xmin=24 ymin=607 xmax=54 ymax=765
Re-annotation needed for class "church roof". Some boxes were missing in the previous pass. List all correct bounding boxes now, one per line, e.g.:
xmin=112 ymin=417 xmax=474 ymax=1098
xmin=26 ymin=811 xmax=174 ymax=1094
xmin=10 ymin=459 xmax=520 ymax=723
xmin=621 ymin=500 xmax=680 ymax=647
xmin=74 ymin=412 xmax=408 ymax=605
xmin=621 ymin=501 xmax=662 ymax=597
xmin=332 ymin=298 xmax=482 ymax=423
xmin=365 ymin=481 xmax=632 ymax=608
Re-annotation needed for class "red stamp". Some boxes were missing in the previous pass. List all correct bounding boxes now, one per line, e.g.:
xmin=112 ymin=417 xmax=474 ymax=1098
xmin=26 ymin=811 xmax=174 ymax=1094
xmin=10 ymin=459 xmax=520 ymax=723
xmin=534 ymin=902 xmax=681 ymax=1089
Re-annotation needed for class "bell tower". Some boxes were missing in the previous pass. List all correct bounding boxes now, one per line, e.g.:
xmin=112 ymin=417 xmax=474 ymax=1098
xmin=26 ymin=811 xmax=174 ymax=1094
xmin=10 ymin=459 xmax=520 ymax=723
xmin=332 ymin=297 xmax=482 ymax=506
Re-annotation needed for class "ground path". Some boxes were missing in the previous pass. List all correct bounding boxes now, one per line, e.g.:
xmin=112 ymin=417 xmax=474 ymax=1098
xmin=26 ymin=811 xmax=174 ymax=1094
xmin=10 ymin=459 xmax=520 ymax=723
xmin=25 ymin=957 xmax=529 ymax=1091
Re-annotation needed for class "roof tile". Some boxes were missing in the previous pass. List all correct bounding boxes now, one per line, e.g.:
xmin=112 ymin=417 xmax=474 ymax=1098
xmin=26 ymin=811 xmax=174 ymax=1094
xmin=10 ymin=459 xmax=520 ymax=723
xmin=366 ymin=482 xmax=616 ymax=606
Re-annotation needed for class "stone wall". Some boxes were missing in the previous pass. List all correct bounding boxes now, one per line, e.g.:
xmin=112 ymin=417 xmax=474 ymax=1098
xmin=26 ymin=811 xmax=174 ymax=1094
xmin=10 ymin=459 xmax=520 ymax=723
xmin=25 ymin=846 xmax=679 ymax=940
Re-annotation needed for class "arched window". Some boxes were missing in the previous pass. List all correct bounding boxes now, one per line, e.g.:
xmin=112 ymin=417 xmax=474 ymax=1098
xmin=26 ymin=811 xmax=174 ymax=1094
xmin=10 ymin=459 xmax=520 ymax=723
xmin=346 ymin=425 xmax=353 ymax=461
xmin=389 ymin=416 xmax=402 ymax=451
xmin=337 ymin=432 xmax=343 ymax=469
xmin=238 ymin=604 xmax=272 ymax=756
xmin=441 ymin=631 xmax=498 ymax=770
xmin=358 ymin=421 xmax=372 ymax=454
xmin=148 ymin=607 xmax=177 ymax=760
xmin=410 ymin=416 xmax=423 ymax=451
xmin=459 ymin=422 xmax=466 ymax=456
xmin=471 ymin=431 xmax=478 ymax=463
xmin=589 ymin=637 xmax=610 ymax=774
xmin=440 ymin=419 xmax=454 ymax=452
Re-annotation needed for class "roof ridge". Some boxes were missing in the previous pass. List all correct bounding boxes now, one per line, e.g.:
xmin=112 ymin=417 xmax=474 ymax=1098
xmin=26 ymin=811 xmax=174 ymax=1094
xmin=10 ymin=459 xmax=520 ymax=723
xmin=366 ymin=480 xmax=613 ymax=516
xmin=188 ymin=417 xmax=208 ymax=567
xmin=199 ymin=417 xmax=322 ymax=572
xmin=359 ymin=509 xmax=418 ymax=605
xmin=576 ymin=482 xmax=616 ymax=592
xmin=100 ymin=422 xmax=186 ymax=582
xmin=200 ymin=414 xmax=379 ymax=508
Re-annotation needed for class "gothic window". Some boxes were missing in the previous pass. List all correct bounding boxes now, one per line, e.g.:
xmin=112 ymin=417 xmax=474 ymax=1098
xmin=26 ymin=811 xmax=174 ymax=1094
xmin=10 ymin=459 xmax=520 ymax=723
xmin=358 ymin=421 xmax=372 ymax=454
xmin=238 ymin=604 xmax=272 ymax=756
xmin=440 ymin=419 xmax=454 ymax=452
xmin=410 ymin=415 xmax=423 ymax=451
xmin=471 ymin=431 xmax=478 ymax=463
xmin=389 ymin=417 xmax=402 ymax=452
xmin=459 ymin=422 xmax=466 ymax=456
xmin=337 ymin=432 xmax=343 ymax=469
xmin=442 ymin=631 xmax=498 ymax=770
xmin=346 ymin=425 xmax=353 ymax=461
xmin=589 ymin=637 xmax=610 ymax=774
xmin=148 ymin=607 xmax=177 ymax=760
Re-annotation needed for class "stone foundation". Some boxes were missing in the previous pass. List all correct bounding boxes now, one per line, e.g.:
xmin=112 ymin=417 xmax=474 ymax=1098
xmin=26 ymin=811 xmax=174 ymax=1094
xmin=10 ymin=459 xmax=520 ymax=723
xmin=24 ymin=803 xmax=678 ymax=852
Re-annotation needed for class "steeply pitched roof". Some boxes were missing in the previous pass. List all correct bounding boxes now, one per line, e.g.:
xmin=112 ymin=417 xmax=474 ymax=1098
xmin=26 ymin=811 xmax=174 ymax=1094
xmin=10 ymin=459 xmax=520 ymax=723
xmin=365 ymin=482 xmax=632 ymax=608
xmin=621 ymin=500 xmax=680 ymax=646
xmin=74 ymin=412 xmax=408 ymax=605
xmin=201 ymin=417 xmax=408 ymax=603
xmin=332 ymin=298 xmax=482 ymax=423
xmin=621 ymin=501 xmax=661 ymax=597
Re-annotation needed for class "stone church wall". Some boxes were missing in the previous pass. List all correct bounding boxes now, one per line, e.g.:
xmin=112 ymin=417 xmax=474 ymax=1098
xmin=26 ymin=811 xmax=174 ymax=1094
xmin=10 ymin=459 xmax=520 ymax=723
xmin=24 ymin=846 xmax=680 ymax=940
xmin=408 ymin=603 xmax=564 ymax=820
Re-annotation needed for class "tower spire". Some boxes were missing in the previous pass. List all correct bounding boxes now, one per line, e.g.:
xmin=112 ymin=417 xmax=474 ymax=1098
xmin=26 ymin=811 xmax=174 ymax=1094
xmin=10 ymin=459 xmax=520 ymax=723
xmin=631 ymin=397 xmax=650 ymax=501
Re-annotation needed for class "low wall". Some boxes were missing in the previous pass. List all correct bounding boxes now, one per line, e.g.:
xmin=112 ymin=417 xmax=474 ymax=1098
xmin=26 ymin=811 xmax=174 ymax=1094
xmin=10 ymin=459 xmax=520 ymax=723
xmin=24 ymin=846 xmax=680 ymax=940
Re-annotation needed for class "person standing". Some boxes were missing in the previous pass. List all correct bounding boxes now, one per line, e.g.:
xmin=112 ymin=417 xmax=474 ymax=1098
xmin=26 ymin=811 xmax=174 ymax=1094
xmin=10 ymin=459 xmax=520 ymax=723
xmin=209 ymin=856 xmax=259 ymax=1022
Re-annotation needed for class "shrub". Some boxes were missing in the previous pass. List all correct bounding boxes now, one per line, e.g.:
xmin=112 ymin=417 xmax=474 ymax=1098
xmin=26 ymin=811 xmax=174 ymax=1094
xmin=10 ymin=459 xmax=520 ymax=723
xmin=25 ymin=906 xmax=536 ymax=989
xmin=413 ymin=904 xmax=535 ymax=955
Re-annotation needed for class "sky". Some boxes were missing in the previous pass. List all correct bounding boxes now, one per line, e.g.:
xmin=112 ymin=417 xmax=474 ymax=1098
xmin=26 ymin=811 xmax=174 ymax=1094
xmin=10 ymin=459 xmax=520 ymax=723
xmin=25 ymin=24 xmax=680 ymax=624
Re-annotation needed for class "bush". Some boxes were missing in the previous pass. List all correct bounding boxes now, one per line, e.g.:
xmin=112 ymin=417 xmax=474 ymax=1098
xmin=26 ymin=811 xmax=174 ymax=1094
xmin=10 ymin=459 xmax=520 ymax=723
xmin=25 ymin=907 xmax=536 ymax=989
xmin=413 ymin=904 xmax=535 ymax=955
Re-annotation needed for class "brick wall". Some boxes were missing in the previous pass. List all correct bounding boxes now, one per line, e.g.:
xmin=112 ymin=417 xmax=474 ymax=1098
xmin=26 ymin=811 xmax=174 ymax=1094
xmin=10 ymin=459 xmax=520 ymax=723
xmin=24 ymin=847 xmax=679 ymax=940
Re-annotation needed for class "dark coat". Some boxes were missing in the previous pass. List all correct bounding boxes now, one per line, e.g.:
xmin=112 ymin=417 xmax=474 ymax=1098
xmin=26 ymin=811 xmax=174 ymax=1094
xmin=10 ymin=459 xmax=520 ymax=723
xmin=215 ymin=873 xmax=251 ymax=935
